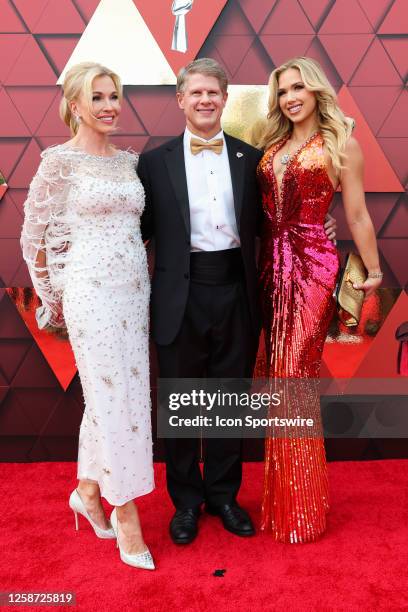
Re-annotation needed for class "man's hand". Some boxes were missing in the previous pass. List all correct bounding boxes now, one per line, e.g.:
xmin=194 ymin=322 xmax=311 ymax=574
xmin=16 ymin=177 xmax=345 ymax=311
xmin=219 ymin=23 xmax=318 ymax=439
xmin=324 ymin=213 xmax=337 ymax=243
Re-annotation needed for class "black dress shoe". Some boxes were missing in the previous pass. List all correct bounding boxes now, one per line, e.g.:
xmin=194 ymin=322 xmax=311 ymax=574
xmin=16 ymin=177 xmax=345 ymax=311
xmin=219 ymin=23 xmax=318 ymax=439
xmin=206 ymin=503 xmax=255 ymax=537
xmin=169 ymin=508 xmax=200 ymax=544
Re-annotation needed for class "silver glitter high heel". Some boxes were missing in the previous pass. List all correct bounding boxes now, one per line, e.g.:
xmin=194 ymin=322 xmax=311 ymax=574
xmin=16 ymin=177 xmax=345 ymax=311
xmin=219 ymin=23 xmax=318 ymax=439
xmin=110 ymin=508 xmax=155 ymax=570
xmin=69 ymin=489 xmax=116 ymax=539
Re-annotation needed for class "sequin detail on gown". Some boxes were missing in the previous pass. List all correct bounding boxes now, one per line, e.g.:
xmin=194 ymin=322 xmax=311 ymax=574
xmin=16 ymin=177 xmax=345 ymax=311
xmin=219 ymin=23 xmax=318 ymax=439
xmin=257 ymin=133 xmax=339 ymax=542
xmin=21 ymin=145 xmax=154 ymax=506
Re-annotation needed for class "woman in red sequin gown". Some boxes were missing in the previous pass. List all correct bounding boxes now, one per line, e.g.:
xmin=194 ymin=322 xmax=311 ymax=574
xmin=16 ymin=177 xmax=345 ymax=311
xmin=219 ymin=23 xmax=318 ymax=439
xmin=256 ymin=57 xmax=382 ymax=543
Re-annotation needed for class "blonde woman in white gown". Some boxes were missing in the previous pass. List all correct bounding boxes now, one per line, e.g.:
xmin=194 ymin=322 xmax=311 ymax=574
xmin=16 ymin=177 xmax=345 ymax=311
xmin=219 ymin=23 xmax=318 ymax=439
xmin=21 ymin=62 xmax=155 ymax=570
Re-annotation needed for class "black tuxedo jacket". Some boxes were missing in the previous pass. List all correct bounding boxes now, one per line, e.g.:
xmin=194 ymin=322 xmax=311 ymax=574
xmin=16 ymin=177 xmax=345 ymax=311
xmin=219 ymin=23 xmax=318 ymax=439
xmin=138 ymin=132 xmax=263 ymax=346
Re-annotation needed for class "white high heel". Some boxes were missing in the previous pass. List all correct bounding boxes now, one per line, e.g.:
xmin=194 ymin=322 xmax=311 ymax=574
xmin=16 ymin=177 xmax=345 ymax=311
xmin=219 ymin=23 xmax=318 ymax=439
xmin=110 ymin=508 xmax=155 ymax=570
xmin=69 ymin=489 xmax=116 ymax=539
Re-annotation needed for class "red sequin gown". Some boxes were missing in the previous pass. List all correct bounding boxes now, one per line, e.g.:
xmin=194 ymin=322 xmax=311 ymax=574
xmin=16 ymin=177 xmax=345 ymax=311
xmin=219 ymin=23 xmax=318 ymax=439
xmin=257 ymin=133 xmax=339 ymax=543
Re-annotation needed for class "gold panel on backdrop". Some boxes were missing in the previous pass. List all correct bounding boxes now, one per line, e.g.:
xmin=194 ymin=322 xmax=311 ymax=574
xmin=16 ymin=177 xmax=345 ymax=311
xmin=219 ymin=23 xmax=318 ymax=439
xmin=221 ymin=85 xmax=268 ymax=144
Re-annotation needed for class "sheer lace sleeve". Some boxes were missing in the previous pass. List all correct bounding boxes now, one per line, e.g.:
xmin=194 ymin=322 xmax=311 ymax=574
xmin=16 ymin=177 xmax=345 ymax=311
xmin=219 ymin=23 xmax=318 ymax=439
xmin=21 ymin=147 xmax=73 ymax=328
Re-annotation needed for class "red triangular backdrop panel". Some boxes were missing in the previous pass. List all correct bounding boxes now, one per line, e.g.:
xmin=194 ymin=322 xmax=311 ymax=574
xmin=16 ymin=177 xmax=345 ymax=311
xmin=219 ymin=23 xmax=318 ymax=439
xmin=237 ymin=0 xmax=278 ymax=33
xmin=358 ymin=0 xmax=395 ymax=31
xmin=0 ymin=0 xmax=27 ymax=33
xmin=353 ymin=292 xmax=408 ymax=378
xmin=261 ymin=0 xmax=314 ymax=34
xmin=319 ymin=34 xmax=374 ymax=83
xmin=337 ymin=86 xmax=403 ymax=192
xmin=378 ymin=0 xmax=408 ymax=35
xmin=6 ymin=289 xmax=77 ymax=391
xmin=32 ymin=0 xmax=85 ymax=34
xmin=319 ymin=0 xmax=373 ymax=33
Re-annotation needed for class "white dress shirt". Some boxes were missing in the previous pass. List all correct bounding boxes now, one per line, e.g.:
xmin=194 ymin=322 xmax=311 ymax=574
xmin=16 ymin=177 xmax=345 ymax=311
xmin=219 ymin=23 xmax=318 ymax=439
xmin=183 ymin=128 xmax=240 ymax=252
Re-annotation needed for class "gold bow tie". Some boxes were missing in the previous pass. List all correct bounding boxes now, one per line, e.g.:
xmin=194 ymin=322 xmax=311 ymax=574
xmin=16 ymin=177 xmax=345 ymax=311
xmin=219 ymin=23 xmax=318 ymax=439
xmin=190 ymin=137 xmax=224 ymax=155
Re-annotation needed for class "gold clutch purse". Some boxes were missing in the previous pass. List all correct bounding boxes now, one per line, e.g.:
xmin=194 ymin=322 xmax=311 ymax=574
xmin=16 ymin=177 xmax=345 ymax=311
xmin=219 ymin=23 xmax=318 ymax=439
xmin=336 ymin=252 xmax=366 ymax=327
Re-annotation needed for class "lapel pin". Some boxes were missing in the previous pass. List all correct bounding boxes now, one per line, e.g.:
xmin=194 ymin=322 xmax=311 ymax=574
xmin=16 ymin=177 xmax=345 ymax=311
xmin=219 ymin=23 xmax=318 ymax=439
xmin=236 ymin=152 xmax=243 ymax=158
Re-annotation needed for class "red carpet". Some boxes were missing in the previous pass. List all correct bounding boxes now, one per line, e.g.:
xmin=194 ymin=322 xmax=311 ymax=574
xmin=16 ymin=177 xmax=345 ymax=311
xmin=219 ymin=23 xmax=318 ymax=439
xmin=0 ymin=461 xmax=407 ymax=611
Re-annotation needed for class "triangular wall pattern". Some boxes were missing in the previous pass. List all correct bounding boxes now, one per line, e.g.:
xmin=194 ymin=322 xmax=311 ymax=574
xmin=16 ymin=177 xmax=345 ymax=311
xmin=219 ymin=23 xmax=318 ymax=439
xmin=338 ymin=86 xmax=404 ymax=192
xmin=6 ymin=288 xmax=77 ymax=390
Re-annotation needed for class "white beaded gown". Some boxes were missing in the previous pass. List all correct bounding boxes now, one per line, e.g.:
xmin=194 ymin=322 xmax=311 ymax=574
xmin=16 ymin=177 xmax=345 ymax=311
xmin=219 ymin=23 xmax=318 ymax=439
xmin=21 ymin=145 xmax=154 ymax=506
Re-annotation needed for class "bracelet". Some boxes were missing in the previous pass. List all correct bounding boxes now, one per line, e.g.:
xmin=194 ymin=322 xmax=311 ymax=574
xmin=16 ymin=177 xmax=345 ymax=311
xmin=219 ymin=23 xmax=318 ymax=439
xmin=367 ymin=271 xmax=383 ymax=279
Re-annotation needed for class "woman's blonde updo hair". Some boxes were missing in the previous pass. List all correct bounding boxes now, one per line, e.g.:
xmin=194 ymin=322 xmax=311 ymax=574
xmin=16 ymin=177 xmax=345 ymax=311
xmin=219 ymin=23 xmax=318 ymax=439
xmin=255 ymin=56 xmax=354 ymax=172
xmin=59 ymin=61 xmax=123 ymax=135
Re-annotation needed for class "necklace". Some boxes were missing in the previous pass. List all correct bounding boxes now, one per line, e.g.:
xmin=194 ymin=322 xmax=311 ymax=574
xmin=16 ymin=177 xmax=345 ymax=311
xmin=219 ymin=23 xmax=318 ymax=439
xmin=280 ymin=132 xmax=318 ymax=165
xmin=280 ymin=150 xmax=291 ymax=165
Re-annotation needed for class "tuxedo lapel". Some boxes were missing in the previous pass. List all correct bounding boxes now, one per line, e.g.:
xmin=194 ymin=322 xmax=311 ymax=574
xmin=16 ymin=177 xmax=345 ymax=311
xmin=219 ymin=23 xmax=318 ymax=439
xmin=164 ymin=135 xmax=191 ymax=237
xmin=225 ymin=133 xmax=245 ymax=232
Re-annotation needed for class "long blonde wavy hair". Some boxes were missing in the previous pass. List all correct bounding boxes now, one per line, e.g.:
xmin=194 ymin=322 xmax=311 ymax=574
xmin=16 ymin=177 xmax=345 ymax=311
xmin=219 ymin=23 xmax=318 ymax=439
xmin=254 ymin=57 xmax=354 ymax=172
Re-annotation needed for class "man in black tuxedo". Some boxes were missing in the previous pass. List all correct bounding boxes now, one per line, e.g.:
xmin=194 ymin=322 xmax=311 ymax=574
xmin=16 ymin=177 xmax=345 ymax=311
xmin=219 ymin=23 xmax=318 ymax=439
xmin=138 ymin=58 xmax=261 ymax=543
xmin=138 ymin=58 xmax=334 ymax=544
